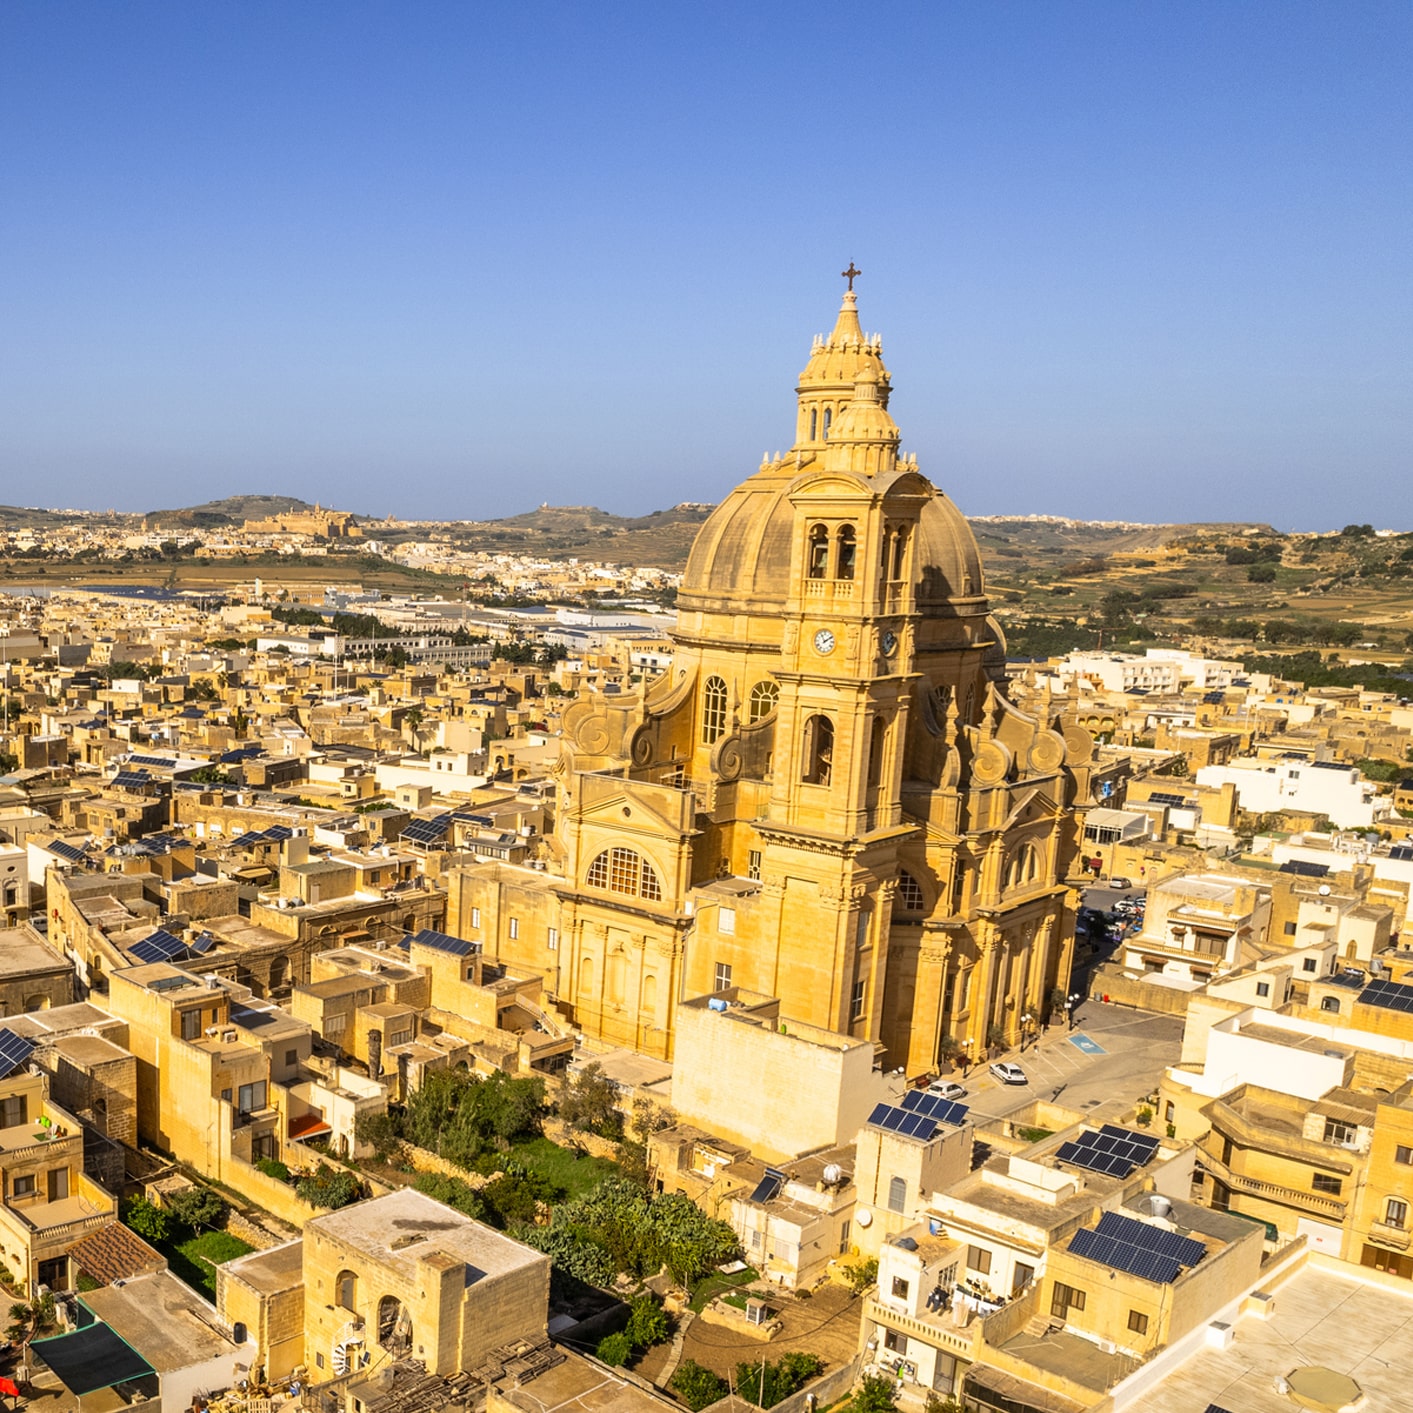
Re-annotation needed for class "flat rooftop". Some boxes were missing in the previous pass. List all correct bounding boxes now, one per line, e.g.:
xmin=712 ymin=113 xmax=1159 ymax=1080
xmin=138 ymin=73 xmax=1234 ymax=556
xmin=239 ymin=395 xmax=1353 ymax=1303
xmin=1136 ymin=1263 xmax=1413 ymax=1413
xmin=308 ymin=1188 xmax=548 ymax=1284
xmin=82 ymin=1269 xmax=238 ymax=1371
xmin=221 ymin=1239 xmax=303 ymax=1296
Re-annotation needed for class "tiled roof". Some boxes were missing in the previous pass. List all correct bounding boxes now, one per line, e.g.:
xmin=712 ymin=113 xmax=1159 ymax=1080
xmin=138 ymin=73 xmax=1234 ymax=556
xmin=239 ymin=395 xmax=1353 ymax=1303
xmin=69 ymin=1220 xmax=167 ymax=1286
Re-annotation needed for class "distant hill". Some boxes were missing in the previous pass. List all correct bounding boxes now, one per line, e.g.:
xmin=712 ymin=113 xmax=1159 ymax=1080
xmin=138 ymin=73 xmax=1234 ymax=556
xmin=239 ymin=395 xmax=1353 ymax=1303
xmin=445 ymin=503 xmax=716 ymax=567
xmin=144 ymin=494 xmax=319 ymax=530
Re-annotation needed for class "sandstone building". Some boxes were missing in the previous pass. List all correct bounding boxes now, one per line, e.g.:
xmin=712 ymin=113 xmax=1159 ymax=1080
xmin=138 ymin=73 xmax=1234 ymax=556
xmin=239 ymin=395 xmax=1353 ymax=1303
xmin=447 ymin=283 xmax=1094 ymax=1071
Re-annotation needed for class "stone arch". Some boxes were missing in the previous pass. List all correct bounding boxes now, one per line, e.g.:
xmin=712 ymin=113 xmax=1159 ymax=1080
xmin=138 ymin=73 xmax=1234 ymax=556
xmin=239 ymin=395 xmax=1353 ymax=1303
xmin=585 ymin=847 xmax=663 ymax=902
xmin=701 ymin=675 xmax=728 ymax=744
xmin=802 ymin=714 xmax=834 ymax=786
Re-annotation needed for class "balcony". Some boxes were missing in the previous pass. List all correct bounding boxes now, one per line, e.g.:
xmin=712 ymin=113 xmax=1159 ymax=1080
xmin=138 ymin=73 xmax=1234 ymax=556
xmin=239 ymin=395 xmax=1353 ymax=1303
xmin=0 ymin=1113 xmax=83 ymax=1163
xmin=1367 ymin=1220 xmax=1411 ymax=1252
xmin=1199 ymin=1150 xmax=1346 ymax=1220
xmin=864 ymin=1294 xmax=980 ymax=1361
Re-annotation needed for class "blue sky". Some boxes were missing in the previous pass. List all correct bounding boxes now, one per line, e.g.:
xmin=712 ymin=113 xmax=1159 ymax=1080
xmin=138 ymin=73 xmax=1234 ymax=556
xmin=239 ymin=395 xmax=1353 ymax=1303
xmin=2 ymin=2 xmax=1409 ymax=528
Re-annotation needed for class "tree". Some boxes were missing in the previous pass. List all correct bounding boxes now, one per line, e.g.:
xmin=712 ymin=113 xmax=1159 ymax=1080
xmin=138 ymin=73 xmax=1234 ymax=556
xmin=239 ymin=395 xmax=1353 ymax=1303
xmin=671 ymin=1360 xmax=729 ymax=1411
xmin=296 ymin=1163 xmax=363 ymax=1209
xmin=558 ymin=1063 xmax=622 ymax=1138
xmin=121 ymin=1195 xmax=171 ymax=1244
xmin=188 ymin=765 xmax=231 ymax=785
xmin=624 ymin=1292 xmax=669 ymax=1349
xmin=1246 ymin=563 xmax=1277 ymax=583
xmin=356 ymin=1111 xmax=403 ymax=1161
xmin=411 ymin=1172 xmax=485 ymax=1219
xmin=733 ymin=1351 xmax=824 ymax=1408
xmin=595 ymin=1331 xmax=632 ymax=1367
xmin=841 ymin=1256 xmax=878 ymax=1293
xmin=850 ymin=1372 xmax=900 ymax=1412
xmin=165 ymin=1185 xmax=227 ymax=1231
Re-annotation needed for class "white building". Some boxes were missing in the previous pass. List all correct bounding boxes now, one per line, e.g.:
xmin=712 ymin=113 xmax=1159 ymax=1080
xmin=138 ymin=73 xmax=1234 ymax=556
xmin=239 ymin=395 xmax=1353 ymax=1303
xmin=1195 ymin=757 xmax=1387 ymax=829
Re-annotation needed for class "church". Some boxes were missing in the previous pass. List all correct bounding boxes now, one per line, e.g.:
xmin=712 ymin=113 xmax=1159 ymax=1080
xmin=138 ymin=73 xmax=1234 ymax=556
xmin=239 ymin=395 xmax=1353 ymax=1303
xmin=447 ymin=278 xmax=1095 ymax=1075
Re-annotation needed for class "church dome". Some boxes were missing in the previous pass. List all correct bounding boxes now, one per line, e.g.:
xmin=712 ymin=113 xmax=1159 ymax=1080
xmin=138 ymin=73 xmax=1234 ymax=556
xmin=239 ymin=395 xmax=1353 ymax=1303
xmin=679 ymin=285 xmax=986 ymax=618
xmin=680 ymin=469 xmax=985 ymax=616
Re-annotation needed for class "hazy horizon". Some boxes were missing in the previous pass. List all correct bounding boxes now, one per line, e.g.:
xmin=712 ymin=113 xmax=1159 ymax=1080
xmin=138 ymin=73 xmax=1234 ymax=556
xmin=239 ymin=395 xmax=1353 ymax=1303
xmin=3 ymin=3 xmax=1409 ymax=530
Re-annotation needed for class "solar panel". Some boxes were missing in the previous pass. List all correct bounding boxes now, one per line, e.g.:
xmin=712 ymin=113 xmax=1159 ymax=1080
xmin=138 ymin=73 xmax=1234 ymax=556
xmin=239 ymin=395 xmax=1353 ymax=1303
xmin=0 ymin=1028 xmax=36 ymax=1080
xmin=189 ymin=932 xmax=217 ymax=955
xmin=1391 ymin=845 xmax=1413 ymax=862
xmin=867 ymin=1103 xmax=939 ymax=1141
xmin=1068 ymin=1226 xmax=1181 ymax=1283
xmin=408 ymin=928 xmax=473 ymax=957
xmin=50 ymin=841 xmax=87 ymax=863
xmin=1095 ymin=1211 xmax=1207 ymax=1268
xmin=1097 ymin=1125 xmax=1160 ymax=1160
xmin=1055 ymin=1141 xmax=1084 ymax=1165
xmin=900 ymin=1091 xmax=970 ymax=1127
xmin=1148 ymin=792 xmax=1185 ymax=806
xmin=1279 ymin=860 xmax=1330 ymax=877
xmin=130 ymin=930 xmax=189 ymax=965
xmin=749 ymin=1167 xmax=785 ymax=1204
xmin=112 ymin=771 xmax=152 ymax=789
xmin=1359 ymin=978 xmax=1413 ymax=1013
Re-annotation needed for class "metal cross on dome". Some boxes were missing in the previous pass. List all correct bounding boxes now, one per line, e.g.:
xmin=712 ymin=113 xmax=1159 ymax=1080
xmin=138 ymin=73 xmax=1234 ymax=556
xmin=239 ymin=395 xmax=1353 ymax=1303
xmin=841 ymin=261 xmax=861 ymax=290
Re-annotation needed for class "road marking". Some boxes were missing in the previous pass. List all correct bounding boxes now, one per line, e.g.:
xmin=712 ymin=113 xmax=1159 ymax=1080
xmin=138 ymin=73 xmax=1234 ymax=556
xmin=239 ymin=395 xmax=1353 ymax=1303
xmin=1069 ymin=1033 xmax=1106 ymax=1055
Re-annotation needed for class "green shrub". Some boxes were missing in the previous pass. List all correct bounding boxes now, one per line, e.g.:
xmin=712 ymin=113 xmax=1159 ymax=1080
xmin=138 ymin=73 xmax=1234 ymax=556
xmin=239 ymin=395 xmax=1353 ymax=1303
xmin=295 ymin=1163 xmax=362 ymax=1210
xmin=121 ymin=1196 xmax=171 ymax=1245
xmin=841 ymin=1256 xmax=878 ymax=1293
xmin=624 ymin=1293 xmax=669 ymax=1349
xmin=733 ymin=1351 xmax=823 ymax=1407
xmin=851 ymin=1372 xmax=900 ymax=1412
xmin=595 ymin=1331 xmax=632 ymax=1367
xmin=255 ymin=1157 xmax=291 ymax=1182
xmin=671 ymin=1359 xmax=729 ymax=1411
xmin=165 ymin=1185 xmax=227 ymax=1231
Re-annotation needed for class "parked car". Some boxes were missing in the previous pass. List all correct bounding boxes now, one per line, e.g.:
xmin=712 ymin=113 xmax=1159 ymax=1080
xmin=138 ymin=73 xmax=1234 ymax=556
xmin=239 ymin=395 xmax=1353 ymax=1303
xmin=1109 ymin=876 xmax=1133 ymax=889
xmin=989 ymin=1061 xmax=1028 ymax=1085
xmin=926 ymin=1080 xmax=968 ymax=1101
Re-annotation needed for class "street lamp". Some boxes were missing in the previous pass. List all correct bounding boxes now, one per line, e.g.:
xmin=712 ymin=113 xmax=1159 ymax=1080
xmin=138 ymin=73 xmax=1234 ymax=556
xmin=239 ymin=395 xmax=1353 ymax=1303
xmin=1066 ymin=993 xmax=1081 ymax=1030
xmin=1021 ymin=1013 xmax=1035 ymax=1051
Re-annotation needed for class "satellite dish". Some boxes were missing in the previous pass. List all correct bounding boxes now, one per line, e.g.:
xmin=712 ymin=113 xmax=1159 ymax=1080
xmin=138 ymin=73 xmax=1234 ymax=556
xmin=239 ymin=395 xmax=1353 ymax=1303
xmin=856 ymin=1207 xmax=873 ymax=1228
xmin=1318 ymin=884 xmax=1331 ymax=895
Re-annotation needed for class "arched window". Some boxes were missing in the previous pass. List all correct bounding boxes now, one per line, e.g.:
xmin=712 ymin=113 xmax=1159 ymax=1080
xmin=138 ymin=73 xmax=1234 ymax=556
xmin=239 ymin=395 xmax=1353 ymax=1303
xmin=823 ymin=407 xmax=832 ymax=438
xmin=1320 ymin=996 xmax=1341 ymax=1013
xmin=891 ymin=527 xmax=908 ymax=581
xmin=579 ymin=958 xmax=594 ymax=997
xmin=336 ymin=1270 xmax=358 ymax=1312
xmin=836 ymin=525 xmax=856 ymax=580
xmin=809 ymin=408 xmax=818 ymax=440
xmin=807 ymin=524 xmax=829 ymax=579
xmin=377 ymin=1295 xmax=411 ymax=1353
xmin=701 ymin=675 xmax=727 ymax=744
xmin=1005 ymin=844 xmax=1040 ymax=890
xmin=748 ymin=680 xmax=779 ymax=721
xmin=642 ymin=973 xmax=658 ymax=1013
xmin=585 ymin=847 xmax=664 ymax=902
xmin=895 ymin=872 xmax=926 ymax=914
xmin=803 ymin=715 xmax=834 ymax=786
xmin=887 ymin=1175 xmax=907 ymax=1214
xmin=867 ymin=716 xmax=886 ymax=788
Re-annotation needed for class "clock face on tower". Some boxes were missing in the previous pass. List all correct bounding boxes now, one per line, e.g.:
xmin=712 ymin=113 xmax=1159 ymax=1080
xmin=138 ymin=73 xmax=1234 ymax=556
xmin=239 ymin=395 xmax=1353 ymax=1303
xmin=813 ymin=628 xmax=836 ymax=655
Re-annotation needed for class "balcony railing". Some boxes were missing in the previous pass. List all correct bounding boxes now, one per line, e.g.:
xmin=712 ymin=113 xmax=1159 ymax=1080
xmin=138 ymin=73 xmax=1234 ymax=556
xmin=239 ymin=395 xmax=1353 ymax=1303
xmin=1199 ymin=1152 xmax=1346 ymax=1219
xmin=863 ymin=1294 xmax=979 ymax=1360
xmin=1367 ymin=1220 xmax=1411 ymax=1252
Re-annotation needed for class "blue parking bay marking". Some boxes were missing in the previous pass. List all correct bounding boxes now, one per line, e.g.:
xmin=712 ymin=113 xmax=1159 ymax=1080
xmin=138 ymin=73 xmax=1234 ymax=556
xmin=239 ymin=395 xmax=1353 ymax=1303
xmin=1069 ymin=1033 xmax=1106 ymax=1055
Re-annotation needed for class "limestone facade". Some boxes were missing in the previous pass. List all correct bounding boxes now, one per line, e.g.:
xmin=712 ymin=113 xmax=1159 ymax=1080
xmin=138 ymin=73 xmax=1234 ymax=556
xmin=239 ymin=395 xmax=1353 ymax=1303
xmin=448 ymin=286 xmax=1091 ymax=1071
